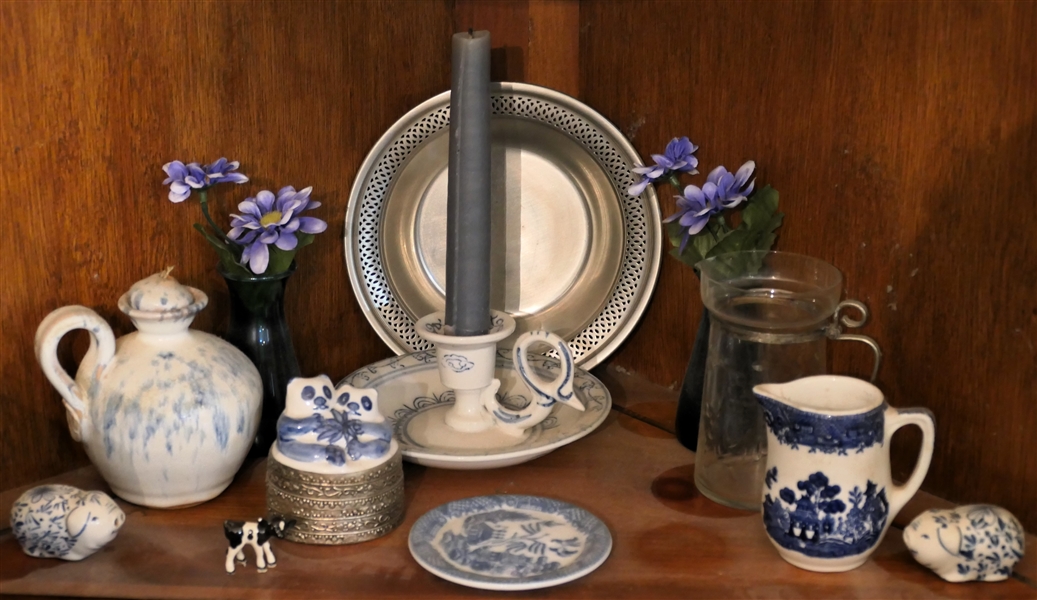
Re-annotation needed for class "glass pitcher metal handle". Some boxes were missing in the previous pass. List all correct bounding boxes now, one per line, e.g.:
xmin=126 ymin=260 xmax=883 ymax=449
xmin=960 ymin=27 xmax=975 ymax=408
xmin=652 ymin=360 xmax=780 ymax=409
xmin=825 ymin=300 xmax=883 ymax=382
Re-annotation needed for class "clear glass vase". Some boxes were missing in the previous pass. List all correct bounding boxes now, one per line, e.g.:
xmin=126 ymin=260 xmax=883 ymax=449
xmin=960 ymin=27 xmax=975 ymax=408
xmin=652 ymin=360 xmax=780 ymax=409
xmin=219 ymin=262 xmax=301 ymax=457
xmin=693 ymin=251 xmax=881 ymax=510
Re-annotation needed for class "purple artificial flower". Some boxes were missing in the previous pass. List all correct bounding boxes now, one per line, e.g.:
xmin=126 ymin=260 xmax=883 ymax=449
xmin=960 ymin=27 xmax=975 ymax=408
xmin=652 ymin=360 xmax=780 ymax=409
xmin=707 ymin=160 xmax=756 ymax=209
xmin=228 ymin=186 xmax=328 ymax=274
xmin=162 ymin=161 xmax=206 ymax=203
xmin=664 ymin=184 xmax=723 ymax=254
xmin=627 ymin=137 xmax=700 ymax=196
xmin=655 ymin=137 xmax=700 ymax=173
xmin=203 ymin=158 xmax=250 ymax=186
xmin=162 ymin=158 xmax=248 ymax=203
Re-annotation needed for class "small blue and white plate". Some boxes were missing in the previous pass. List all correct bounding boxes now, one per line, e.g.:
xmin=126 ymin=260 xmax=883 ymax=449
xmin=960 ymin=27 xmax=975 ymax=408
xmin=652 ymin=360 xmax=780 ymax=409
xmin=409 ymin=495 xmax=612 ymax=591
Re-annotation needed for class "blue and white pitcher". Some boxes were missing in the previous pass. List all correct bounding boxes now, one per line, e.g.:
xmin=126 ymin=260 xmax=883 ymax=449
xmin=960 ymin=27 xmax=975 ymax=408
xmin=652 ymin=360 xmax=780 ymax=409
xmin=753 ymin=375 xmax=935 ymax=572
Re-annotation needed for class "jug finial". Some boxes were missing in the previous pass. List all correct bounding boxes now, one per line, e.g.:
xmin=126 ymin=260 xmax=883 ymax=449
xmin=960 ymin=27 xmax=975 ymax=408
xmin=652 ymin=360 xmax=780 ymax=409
xmin=117 ymin=269 xmax=208 ymax=335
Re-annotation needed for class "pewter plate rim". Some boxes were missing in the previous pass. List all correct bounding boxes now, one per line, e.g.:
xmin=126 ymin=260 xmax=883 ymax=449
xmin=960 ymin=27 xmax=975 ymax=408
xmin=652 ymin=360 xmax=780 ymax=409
xmin=408 ymin=494 xmax=612 ymax=591
xmin=338 ymin=349 xmax=612 ymax=468
xmin=344 ymin=82 xmax=661 ymax=369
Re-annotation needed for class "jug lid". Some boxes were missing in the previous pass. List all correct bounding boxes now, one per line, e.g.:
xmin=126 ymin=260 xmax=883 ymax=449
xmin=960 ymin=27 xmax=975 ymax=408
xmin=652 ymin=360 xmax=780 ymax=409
xmin=117 ymin=267 xmax=207 ymax=323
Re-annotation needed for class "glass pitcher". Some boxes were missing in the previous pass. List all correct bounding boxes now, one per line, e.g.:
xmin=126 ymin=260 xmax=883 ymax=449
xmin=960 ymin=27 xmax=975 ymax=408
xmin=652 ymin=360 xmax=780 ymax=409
xmin=693 ymin=251 xmax=881 ymax=510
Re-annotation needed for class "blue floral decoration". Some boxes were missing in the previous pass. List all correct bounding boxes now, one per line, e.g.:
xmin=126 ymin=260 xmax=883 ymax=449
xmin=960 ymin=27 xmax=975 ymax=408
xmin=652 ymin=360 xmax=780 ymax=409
xmin=757 ymin=394 xmax=884 ymax=455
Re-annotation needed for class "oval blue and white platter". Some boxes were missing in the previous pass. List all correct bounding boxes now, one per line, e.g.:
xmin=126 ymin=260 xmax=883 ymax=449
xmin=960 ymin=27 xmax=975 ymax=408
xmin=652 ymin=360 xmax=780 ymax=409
xmin=409 ymin=495 xmax=612 ymax=591
xmin=340 ymin=350 xmax=612 ymax=469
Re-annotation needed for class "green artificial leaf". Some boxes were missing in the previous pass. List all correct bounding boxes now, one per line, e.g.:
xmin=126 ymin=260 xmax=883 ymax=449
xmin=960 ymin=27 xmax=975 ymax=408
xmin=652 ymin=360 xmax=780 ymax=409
xmin=665 ymin=221 xmax=706 ymax=268
xmin=665 ymin=220 xmax=684 ymax=249
xmin=193 ymin=224 xmax=250 ymax=277
xmin=706 ymin=227 xmax=753 ymax=258
xmin=295 ymin=232 xmax=315 ymax=249
xmin=266 ymin=247 xmax=298 ymax=275
xmin=700 ymin=199 xmax=784 ymax=278
xmin=753 ymin=211 xmax=785 ymax=252
xmin=739 ymin=185 xmax=779 ymax=230
xmin=671 ymin=245 xmax=704 ymax=269
xmin=664 ymin=185 xmax=783 ymax=272
xmin=691 ymin=224 xmax=719 ymax=257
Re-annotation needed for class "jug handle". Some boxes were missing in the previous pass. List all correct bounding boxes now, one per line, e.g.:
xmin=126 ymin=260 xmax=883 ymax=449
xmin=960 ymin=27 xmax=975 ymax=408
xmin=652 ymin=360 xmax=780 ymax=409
xmin=883 ymin=406 xmax=936 ymax=521
xmin=34 ymin=306 xmax=115 ymax=442
xmin=826 ymin=300 xmax=883 ymax=382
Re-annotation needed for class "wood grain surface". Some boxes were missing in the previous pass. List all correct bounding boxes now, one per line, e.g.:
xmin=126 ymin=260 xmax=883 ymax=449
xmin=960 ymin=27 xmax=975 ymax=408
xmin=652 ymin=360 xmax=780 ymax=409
xmin=2 ymin=0 xmax=1035 ymax=543
xmin=582 ymin=0 xmax=1037 ymax=530
xmin=1 ymin=373 xmax=1033 ymax=598
xmin=0 ymin=0 xmax=454 ymax=494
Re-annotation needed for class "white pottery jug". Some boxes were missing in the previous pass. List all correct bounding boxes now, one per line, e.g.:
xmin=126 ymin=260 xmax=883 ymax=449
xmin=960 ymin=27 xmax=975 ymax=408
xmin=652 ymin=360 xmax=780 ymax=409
xmin=34 ymin=269 xmax=262 ymax=508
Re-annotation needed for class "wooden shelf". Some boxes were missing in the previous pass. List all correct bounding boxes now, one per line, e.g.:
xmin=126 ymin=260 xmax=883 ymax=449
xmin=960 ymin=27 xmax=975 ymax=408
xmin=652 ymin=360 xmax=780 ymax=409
xmin=2 ymin=368 xmax=1033 ymax=598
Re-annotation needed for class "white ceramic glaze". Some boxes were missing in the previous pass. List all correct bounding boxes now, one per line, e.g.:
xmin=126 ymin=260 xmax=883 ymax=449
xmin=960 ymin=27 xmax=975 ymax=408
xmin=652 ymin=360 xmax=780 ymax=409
xmin=904 ymin=505 xmax=1025 ymax=582
xmin=754 ymin=376 xmax=936 ymax=572
xmin=11 ymin=484 xmax=125 ymax=561
xmin=34 ymin=270 xmax=262 ymax=508
xmin=270 ymin=374 xmax=398 ymax=475
xmin=340 ymin=350 xmax=611 ymax=470
xmin=409 ymin=495 xmax=612 ymax=591
xmin=415 ymin=310 xmax=584 ymax=437
xmin=224 ymin=517 xmax=293 ymax=574
xmin=415 ymin=311 xmax=517 ymax=433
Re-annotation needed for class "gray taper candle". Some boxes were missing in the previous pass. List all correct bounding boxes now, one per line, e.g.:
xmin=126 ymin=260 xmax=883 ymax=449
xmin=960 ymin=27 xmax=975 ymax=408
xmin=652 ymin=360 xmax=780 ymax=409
xmin=445 ymin=30 xmax=492 ymax=336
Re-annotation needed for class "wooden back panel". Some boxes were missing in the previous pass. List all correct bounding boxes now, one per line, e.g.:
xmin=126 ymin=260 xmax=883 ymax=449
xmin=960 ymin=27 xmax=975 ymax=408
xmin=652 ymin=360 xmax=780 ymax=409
xmin=586 ymin=0 xmax=1037 ymax=530
xmin=2 ymin=0 xmax=1034 ymax=531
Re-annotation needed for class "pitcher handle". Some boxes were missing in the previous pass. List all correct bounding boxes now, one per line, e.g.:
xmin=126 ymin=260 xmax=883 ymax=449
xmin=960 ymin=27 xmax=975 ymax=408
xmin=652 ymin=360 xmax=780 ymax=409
xmin=34 ymin=306 xmax=115 ymax=442
xmin=826 ymin=299 xmax=883 ymax=382
xmin=884 ymin=406 xmax=936 ymax=521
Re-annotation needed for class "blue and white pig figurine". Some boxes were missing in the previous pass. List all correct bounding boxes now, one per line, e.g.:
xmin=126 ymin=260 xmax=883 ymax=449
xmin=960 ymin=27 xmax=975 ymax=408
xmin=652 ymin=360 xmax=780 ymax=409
xmin=11 ymin=485 xmax=125 ymax=561
xmin=903 ymin=505 xmax=1025 ymax=582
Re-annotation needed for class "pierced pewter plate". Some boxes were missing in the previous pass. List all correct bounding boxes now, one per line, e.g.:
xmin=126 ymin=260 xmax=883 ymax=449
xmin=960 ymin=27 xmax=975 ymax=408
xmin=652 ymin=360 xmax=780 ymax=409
xmin=409 ymin=495 xmax=612 ymax=591
xmin=345 ymin=82 xmax=661 ymax=369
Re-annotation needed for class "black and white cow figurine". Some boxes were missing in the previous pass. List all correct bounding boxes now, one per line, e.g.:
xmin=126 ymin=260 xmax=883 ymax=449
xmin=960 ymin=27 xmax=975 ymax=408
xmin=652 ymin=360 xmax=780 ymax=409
xmin=223 ymin=516 xmax=294 ymax=574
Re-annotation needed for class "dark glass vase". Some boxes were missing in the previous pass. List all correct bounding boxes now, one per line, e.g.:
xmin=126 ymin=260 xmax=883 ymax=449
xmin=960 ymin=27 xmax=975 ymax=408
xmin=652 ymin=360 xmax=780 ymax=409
xmin=674 ymin=309 xmax=710 ymax=450
xmin=219 ymin=262 xmax=301 ymax=457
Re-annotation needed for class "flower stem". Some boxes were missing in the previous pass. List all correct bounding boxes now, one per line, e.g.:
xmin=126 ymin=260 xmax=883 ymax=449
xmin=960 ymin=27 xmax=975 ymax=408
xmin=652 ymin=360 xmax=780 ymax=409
xmin=198 ymin=189 xmax=232 ymax=244
xmin=717 ymin=214 xmax=731 ymax=232
xmin=707 ymin=216 xmax=732 ymax=242
xmin=707 ymin=221 xmax=720 ymax=242
xmin=667 ymin=174 xmax=682 ymax=192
